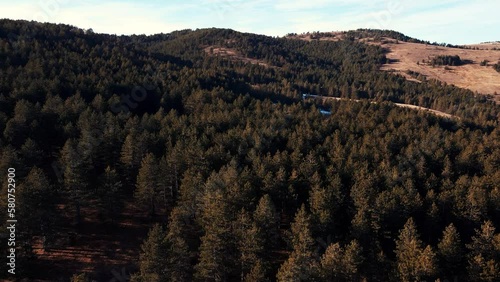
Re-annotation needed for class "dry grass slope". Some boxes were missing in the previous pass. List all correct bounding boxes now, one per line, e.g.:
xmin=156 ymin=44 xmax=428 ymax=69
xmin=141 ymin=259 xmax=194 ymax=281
xmin=289 ymin=32 xmax=500 ymax=103
xmin=378 ymin=40 xmax=500 ymax=103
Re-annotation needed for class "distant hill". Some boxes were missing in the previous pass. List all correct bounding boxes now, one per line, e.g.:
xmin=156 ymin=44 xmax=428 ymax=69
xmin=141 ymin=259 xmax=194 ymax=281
xmin=288 ymin=29 xmax=500 ymax=103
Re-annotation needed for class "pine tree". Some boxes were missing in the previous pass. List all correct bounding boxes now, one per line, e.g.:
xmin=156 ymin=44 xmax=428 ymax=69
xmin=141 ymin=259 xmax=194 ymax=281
xmin=120 ymin=128 xmax=145 ymax=186
xmin=467 ymin=221 xmax=500 ymax=281
xmin=131 ymin=224 xmax=168 ymax=282
xmin=468 ymin=254 xmax=500 ymax=282
xmin=98 ymin=166 xmax=122 ymax=222
xmin=157 ymin=155 xmax=174 ymax=210
xmin=101 ymin=113 xmax=121 ymax=166
xmin=395 ymin=218 xmax=437 ymax=282
xmin=135 ymin=153 xmax=158 ymax=216
xmin=350 ymin=172 xmax=378 ymax=245
xmin=235 ymin=209 xmax=265 ymax=280
xmin=254 ymin=194 xmax=279 ymax=252
xmin=177 ymin=168 xmax=204 ymax=218
xmin=61 ymin=139 xmax=87 ymax=226
xmin=343 ymin=240 xmax=364 ymax=280
xmin=319 ymin=242 xmax=343 ymax=281
xmin=419 ymin=246 xmax=437 ymax=280
xmin=244 ymin=260 xmax=268 ymax=282
xmin=276 ymin=255 xmax=309 ymax=282
xmin=309 ymin=172 xmax=335 ymax=233
xmin=276 ymin=205 xmax=317 ymax=282
xmin=467 ymin=221 xmax=500 ymax=261
xmin=165 ymin=207 xmax=192 ymax=282
xmin=442 ymin=155 xmax=454 ymax=180
xmin=20 ymin=138 xmax=43 ymax=168
xmin=17 ymin=167 xmax=57 ymax=251
xmin=289 ymin=205 xmax=315 ymax=258
xmin=0 ymin=145 xmax=20 ymax=176
xmin=77 ymin=109 xmax=104 ymax=172
xmin=319 ymin=240 xmax=364 ymax=281
xmin=438 ymin=224 xmax=464 ymax=278
xmin=195 ymin=189 xmax=235 ymax=281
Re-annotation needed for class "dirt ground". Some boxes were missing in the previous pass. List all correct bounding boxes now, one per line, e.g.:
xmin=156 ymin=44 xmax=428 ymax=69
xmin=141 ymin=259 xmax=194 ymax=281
xmin=309 ymin=95 xmax=457 ymax=119
xmin=28 ymin=200 xmax=163 ymax=281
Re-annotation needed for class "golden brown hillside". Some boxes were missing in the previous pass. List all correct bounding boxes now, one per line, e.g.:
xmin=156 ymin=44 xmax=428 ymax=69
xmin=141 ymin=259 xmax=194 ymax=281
xmin=289 ymin=32 xmax=500 ymax=103
xmin=379 ymin=40 xmax=500 ymax=103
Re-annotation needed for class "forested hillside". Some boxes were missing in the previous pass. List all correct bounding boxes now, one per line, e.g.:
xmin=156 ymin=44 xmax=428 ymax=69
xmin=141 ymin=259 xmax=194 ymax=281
xmin=1 ymin=20 xmax=500 ymax=281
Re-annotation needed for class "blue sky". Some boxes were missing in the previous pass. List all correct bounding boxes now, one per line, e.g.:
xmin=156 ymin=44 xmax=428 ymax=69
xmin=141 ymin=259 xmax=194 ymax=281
xmin=1 ymin=0 xmax=499 ymax=44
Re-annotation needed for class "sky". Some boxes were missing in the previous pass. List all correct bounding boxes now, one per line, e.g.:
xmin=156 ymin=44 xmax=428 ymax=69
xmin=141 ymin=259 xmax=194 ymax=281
xmin=0 ymin=0 xmax=499 ymax=45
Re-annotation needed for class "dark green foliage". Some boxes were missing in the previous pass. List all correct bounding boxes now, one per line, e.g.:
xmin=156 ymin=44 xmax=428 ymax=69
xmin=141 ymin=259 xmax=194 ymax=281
xmin=438 ymin=224 xmax=464 ymax=278
xmin=345 ymin=29 xmax=427 ymax=44
xmin=1 ymin=19 xmax=500 ymax=281
xmin=494 ymin=63 xmax=500 ymax=73
xmin=70 ymin=273 xmax=91 ymax=282
xmin=254 ymin=194 xmax=280 ymax=252
xmin=276 ymin=205 xmax=317 ymax=282
xmin=431 ymin=55 xmax=467 ymax=66
xmin=235 ymin=209 xmax=266 ymax=280
xmin=17 ymin=168 xmax=58 ymax=246
xmin=131 ymin=224 xmax=168 ymax=282
xmin=61 ymin=138 xmax=88 ymax=225
xmin=97 ymin=166 xmax=123 ymax=222
xmin=466 ymin=221 xmax=500 ymax=281
xmin=395 ymin=218 xmax=437 ymax=281
xmin=164 ymin=208 xmax=193 ymax=282
xmin=319 ymin=240 xmax=364 ymax=281
xmin=195 ymin=189 xmax=235 ymax=281
xmin=135 ymin=153 xmax=159 ymax=216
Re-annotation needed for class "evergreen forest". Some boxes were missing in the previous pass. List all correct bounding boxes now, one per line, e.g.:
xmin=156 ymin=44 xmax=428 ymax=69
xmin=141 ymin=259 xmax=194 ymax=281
xmin=1 ymin=20 xmax=500 ymax=281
